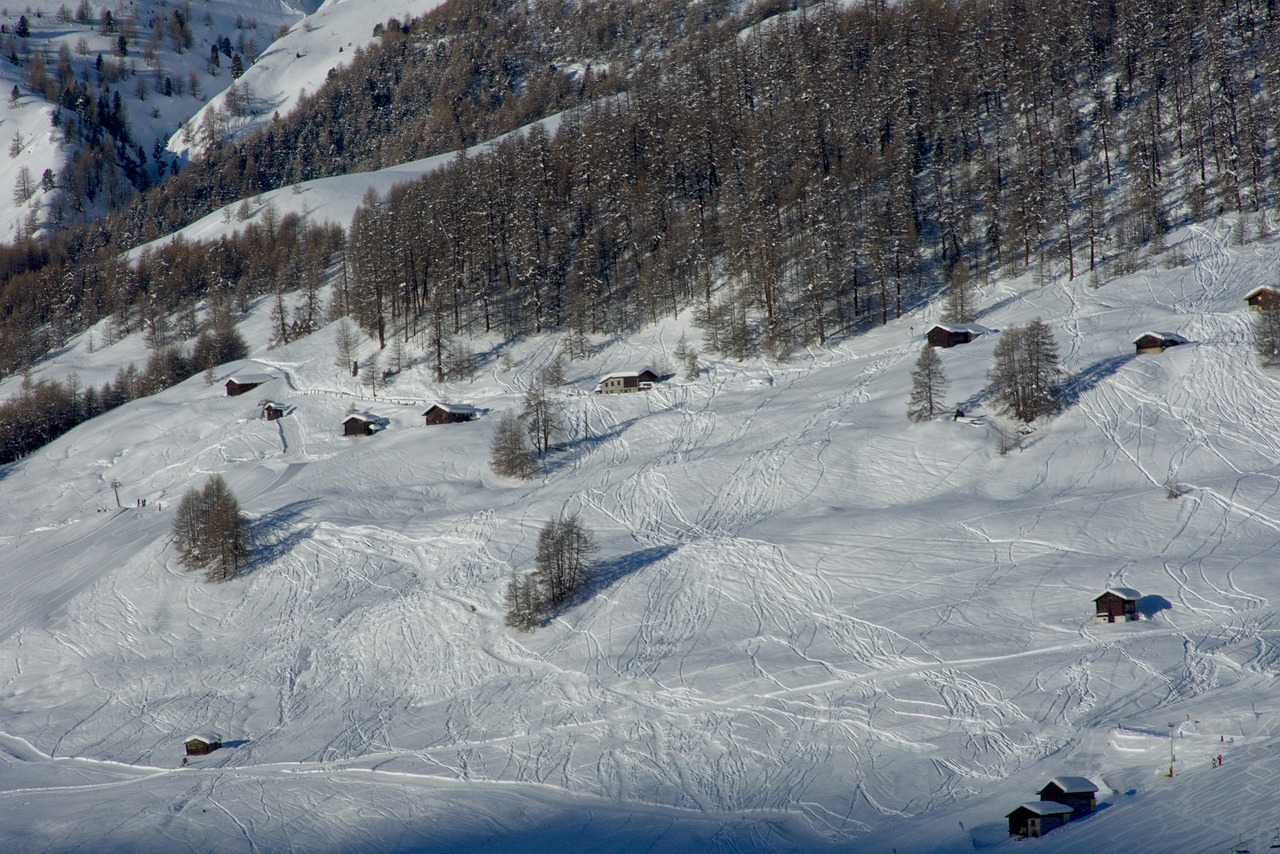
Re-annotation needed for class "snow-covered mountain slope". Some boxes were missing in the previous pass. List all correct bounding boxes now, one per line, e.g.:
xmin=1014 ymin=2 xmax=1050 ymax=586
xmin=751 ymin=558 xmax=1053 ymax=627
xmin=2 ymin=218 xmax=1280 ymax=852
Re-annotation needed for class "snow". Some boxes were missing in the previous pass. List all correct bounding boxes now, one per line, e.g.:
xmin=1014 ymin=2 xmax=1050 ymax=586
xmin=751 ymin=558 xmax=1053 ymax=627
xmin=931 ymin=322 xmax=995 ymax=335
xmin=1043 ymin=776 xmax=1098 ymax=794
xmin=1010 ymin=801 xmax=1073 ymax=816
xmin=1100 ymin=587 xmax=1143 ymax=602
xmin=3 ymin=216 xmax=1280 ymax=852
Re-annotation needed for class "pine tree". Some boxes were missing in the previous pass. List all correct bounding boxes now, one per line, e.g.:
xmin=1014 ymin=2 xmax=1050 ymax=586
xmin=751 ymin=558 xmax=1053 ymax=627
xmin=907 ymin=344 xmax=948 ymax=422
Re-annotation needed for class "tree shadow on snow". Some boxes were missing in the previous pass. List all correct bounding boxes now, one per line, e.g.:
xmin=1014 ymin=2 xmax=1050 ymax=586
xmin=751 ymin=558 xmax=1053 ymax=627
xmin=590 ymin=545 xmax=680 ymax=594
xmin=1137 ymin=594 xmax=1172 ymax=619
xmin=249 ymin=499 xmax=319 ymax=571
xmin=542 ymin=418 xmax=641 ymax=474
xmin=1059 ymin=354 xmax=1135 ymax=408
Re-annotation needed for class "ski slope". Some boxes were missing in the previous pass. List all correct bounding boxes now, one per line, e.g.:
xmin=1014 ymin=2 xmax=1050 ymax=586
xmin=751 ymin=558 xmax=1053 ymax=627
xmin=1 ymin=218 xmax=1279 ymax=852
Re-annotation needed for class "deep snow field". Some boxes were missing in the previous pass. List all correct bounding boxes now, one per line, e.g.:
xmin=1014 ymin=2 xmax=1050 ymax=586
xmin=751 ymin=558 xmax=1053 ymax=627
xmin=2 ymin=217 xmax=1280 ymax=853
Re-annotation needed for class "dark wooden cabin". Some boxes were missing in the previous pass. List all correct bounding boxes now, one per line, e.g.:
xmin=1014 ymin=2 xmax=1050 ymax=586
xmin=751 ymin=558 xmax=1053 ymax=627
xmin=343 ymin=414 xmax=380 ymax=437
xmin=1007 ymin=802 xmax=1074 ymax=838
xmin=225 ymin=374 xmax=272 ymax=396
xmin=1094 ymin=589 xmax=1140 ymax=624
xmin=1038 ymin=777 xmax=1098 ymax=819
xmin=184 ymin=735 xmax=222 ymax=756
xmin=262 ymin=403 xmax=285 ymax=421
xmin=423 ymin=403 xmax=480 ymax=426
xmin=1133 ymin=332 xmax=1188 ymax=354
xmin=926 ymin=323 xmax=992 ymax=348
xmin=595 ymin=368 xmax=660 ymax=394
xmin=1244 ymin=286 xmax=1280 ymax=311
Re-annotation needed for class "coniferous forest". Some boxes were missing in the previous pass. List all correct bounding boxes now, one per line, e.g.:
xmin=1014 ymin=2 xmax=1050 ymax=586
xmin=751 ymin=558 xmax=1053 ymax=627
xmin=4 ymin=0 xmax=1280 ymax=460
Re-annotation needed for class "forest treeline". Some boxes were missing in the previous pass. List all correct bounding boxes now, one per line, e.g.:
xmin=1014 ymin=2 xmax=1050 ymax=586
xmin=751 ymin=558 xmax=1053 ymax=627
xmin=3 ymin=0 xmax=1280 ymax=425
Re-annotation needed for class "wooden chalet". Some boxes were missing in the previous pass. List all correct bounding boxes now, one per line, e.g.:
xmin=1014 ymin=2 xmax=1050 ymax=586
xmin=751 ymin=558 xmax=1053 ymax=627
xmin=184 ymin=735 xmax=222 ymax=756
xmin=342 ymin=413 xmax=382 ymax=437
xmin=423 ymin=403 xmax=480 ymax=426
xmin=262 ymin=402 xmax=286 ymax=422
xmin=1008 ymin=802 xmax=1074 ymax=838
xmin=224 ymin=373 xmax=272 ymax=396
xmin=1038 ymin=776 xmax=1099 ymax=819
xmin=1133 ymin=331 xmax=1188 ymax=354
xmin=1244 ymin=286 xmax=1280 ymax=311
xmin=1094 ymin=588 xmax=1141 ymax=624
xmin=926 ymin=323 xmax=993 ymax=348
xmin=595 ymin=368 xmax=659 ymax=394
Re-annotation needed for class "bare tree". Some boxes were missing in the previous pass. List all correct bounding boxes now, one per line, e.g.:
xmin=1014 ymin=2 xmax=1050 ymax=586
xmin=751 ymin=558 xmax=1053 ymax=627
xmin=489 ymin=409 xmax=538 ymax=478
xmin=506 ymin=514 xmax=599 ymax=628
xmin=907 ymin=344 xmax=948 ymax=422
xmin=988 ymin=318 xmax=1061 ymax=423
xmin=521 ymin=381 xmax=564 ymax=455
xmin=172 ymin=474 xmax=249 ymax=581
xmin=1255 ymin=303 xmax=1280 ymax=368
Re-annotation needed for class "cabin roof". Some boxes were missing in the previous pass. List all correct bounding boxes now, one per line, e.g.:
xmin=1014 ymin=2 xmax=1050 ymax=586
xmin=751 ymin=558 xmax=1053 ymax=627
xmin=930 ymin=323 xmax=993 ymax=335
xmin=344 ymin=412 xmax=381 ymax=425
xmin=599 ymin=366 xmax=656 ymax=381
xmin=226 ymin=373 xmax=273 ymax=385
xmin=1244 ymin=285 xmax=1280 ymax=299
xmin=1008 ymin=801 xmax=1074 ymax=817
xmin=425 ymin=403 xmax=479 ymax=415
xmin=1133 ymin=331 xmax=1188 ymax=344
xmin=184 ymin=734 xmax=220 ymax=744
xmin=1095 ymin=587 xmax=1142 ymax=602
xmin=1043 ymin=776 xmax=1099 ymax=794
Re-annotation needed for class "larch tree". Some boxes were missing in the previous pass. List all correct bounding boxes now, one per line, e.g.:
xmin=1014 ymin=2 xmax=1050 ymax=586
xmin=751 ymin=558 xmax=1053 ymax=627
xmin=489 ymin=409 xmax=538 ymax=479
xmin=907 ymin=344 xmax=949 ymax=422
xmin=172 ymin=474 xmax=250 ymax=582
xmin=988 ymin=318 xmax=1061 ymax=423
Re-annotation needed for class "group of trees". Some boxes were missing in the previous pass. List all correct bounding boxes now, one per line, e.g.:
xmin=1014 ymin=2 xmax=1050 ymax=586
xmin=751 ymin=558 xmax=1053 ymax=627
xmin=908 ymin=319 xmax=1061 ymax=428
xmin=505 ymin=513 xmax=598 ymax=629
xmin=171 ymin=474 xmax=250 ymax=581
xmin=488 ymin=376 xmax=567 ymax=478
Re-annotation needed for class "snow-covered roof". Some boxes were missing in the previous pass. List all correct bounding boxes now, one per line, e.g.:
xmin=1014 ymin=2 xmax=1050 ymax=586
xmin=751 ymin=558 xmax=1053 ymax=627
xmin=599 ymin=366 xmax=656 ymax=381
xmin=344 ymin=412 xmax=384 ymax=427
xmin=184 ymin=734 xmax=220 ymax=744
xmin=1244 ymin=285 xmax=1280 ymax=299
xmin=1097 ymin=587 xmax=1142 ymax=602
xmin=226 ymin=374 xmax=273 ymax=385
xmin=930 ymin=323 xmax=993 ymax=335
xmin=425 ymin=403 xmax=479 ymax=415
xmin=1133 ymin=331 xmax=1188 ymax=344
xmin=1008 ymin=801 xmax=1074 ymax=817
xmin=1043 ymin=776 xmax=1099 ymax=794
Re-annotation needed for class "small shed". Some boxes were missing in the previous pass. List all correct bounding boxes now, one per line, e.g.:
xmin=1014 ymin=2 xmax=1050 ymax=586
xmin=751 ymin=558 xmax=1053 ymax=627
xmin=262 ymin=402 xmax=286 ymax=421
xmin=423 ymin=403 xmax=480 ymax=426
xmin=342 ymin=413 xmax=382 ymax=437
xmin=1007 ymin=802 xmax=1074 ymax=838
xmin=225 ymin=374 xmax=272 ymax=397
xmin=184 ymin=735 xmax=222 ymax=756
xmin=926 ymin=323 xmax=992 ymax=348
xmin=1133 ymin=332 xmax=1188 ymax=354
xmin=1094 ymin=588 xmax=1141 ymax=624
xmin=1038 ymin=776 xmax=1099 ymax=819
xmin=595 ymin=368 xmax=660 ymax=394
xmin=1244 ymin=286 xmax=1280 ymax=311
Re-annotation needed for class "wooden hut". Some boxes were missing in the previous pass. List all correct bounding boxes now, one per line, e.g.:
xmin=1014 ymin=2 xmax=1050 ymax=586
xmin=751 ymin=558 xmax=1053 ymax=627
xmin=262 ymin=402 xmax=286 ymax=421
xmin=1038 ymin=777 xmax=1099 ymax=819
xmin=184 ymin=735 xmax=222 ymax=756
xmin=225 ymin=374 xmax=272 ymax=396
xmin=342 ymin=413 xmax=381 ymax=437
xmin=1094 ymin=588 xmax=1141 ymax=624
xmin=1133 ymin=332 xmax=1188 ymax=354
xmin=423 ymin=403 xmax=480 ymax=426
xmin=1244 ymin=286 xmax=1280 ymax=311
xmin=926 ymin=323 xmax=993 ymax=348
xmin=1007 ymin=802 xmax=1074 ymax=838
xmin=595 ymin=368 xmax=660 ymax=394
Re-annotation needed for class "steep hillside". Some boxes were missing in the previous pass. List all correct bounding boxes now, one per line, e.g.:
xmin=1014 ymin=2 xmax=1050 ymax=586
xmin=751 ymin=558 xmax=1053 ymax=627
xmin=1 ymin=217 xmax=1278 ymax=851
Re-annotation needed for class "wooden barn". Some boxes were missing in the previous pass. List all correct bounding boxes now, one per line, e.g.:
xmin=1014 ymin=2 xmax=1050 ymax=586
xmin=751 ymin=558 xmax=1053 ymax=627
xmin=423 ymin=403 xmax=480 ymax=426
xmin=1133 ymin=331 xmax=1188 ymax=354
xmin=342 ymin=413 xmax=382 ymax=437
xmin=1244 ymin=286 xmax=1280 ymax=311
xmin=926 ymin=323 xmax=992 ymax=348
xmin=184 ymin=735 xmax=222 ymax=756
xmin=1038 ymin=776 xmax=1099 ymax=819
xmin=262 ymin=402 xmax=286 ymax=421
xmin=595 ymin=368 xmax=659 ymax=394
xmin=1007 ymin=802 xmax=1074 ymax=838
xmin=1094 ymin=588 xmax=1141 ymax=624
xmin=224 ymin=374 xmax=272 ymax=396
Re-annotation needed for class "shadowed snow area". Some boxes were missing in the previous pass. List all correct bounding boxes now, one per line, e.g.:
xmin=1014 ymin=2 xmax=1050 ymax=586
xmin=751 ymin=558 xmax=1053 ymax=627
xmin=1 ymin=218 xmax=1279 ymax=852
